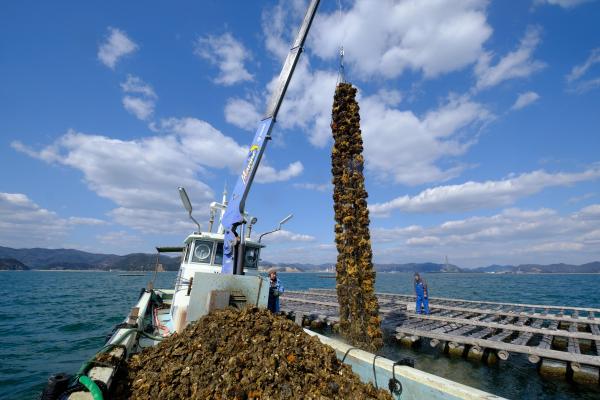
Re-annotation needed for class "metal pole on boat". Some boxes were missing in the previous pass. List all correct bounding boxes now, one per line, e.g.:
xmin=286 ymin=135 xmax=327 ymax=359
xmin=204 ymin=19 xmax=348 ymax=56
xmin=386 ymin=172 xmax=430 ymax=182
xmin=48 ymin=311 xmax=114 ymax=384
xmin=178 ymin=187 xmax=201 ymax=233
xmin=258 ymin=214 xmax=293 ymax=244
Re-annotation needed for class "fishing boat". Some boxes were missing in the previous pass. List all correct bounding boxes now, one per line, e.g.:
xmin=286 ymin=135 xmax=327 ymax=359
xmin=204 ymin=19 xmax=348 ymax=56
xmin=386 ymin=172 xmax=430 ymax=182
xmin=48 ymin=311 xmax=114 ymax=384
xmin=39 ymin=1 xmax=503 ymax=399
xmin=40 ymin=190 xmax=501 ymax=400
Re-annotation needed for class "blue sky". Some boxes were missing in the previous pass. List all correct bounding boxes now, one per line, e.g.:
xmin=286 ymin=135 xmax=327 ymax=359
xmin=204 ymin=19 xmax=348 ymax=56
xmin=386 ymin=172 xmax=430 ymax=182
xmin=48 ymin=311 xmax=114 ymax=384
xmin=1 ymin=0 xmax=599 ymax=267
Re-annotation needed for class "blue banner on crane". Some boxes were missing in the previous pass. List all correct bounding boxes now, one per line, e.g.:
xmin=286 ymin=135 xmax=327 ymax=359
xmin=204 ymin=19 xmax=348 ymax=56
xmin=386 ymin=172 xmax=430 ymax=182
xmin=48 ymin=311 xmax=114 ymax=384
xmin=220 ymin=0 xmax=320 ymax=275
xmin=221 ymin=117 xmax=274 ymax=274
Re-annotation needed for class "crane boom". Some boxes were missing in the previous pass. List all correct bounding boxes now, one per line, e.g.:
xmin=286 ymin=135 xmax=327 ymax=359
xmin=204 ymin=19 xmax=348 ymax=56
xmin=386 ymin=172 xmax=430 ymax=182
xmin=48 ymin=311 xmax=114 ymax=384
xmin=221 ymin=0 xmax=320 ymax=275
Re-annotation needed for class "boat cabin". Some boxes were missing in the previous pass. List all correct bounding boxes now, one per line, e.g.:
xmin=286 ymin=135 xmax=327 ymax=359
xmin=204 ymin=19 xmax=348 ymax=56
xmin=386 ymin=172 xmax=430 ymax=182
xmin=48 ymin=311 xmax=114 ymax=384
xmin=180 ymin=232 xmax=262 ymax=274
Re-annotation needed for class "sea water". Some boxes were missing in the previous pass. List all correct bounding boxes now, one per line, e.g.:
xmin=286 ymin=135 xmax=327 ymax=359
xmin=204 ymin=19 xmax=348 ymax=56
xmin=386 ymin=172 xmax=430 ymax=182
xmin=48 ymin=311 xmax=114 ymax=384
xmin=0 ymin=271 xmax=598 ymax=399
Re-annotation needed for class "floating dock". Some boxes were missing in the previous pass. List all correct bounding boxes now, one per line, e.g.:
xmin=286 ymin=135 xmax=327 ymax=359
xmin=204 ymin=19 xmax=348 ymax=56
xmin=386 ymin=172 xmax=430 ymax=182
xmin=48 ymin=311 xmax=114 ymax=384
xmin=280 ymin=288 xmax=600 ymax=385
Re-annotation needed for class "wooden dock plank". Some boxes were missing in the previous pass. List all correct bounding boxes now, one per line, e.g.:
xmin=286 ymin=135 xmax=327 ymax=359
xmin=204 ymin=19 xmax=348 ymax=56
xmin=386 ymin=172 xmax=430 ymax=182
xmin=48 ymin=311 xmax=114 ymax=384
xmin=394 ymin=326 xmax=600 ymax=367
xmin=287 ymin=290 xmax=593 ymax=323
xmin=591 ymin=324 xmax=600 ymax=356
xmin=511 ymin=319 xmax=543 ymax=346
xmin=529 ymin=319 xmax=559 ymax=364
xmin=282 ymin=290 xmax=600 ymax=368
xmin=467 ymin=315 xmax=505 ymax=340
xmin=303 ymin=289 xmax=600 ymax=313
xmin=568 ymin=323 xmax=581 ymax=355
xmin=396 ymin=313 xmax=599 ymax=341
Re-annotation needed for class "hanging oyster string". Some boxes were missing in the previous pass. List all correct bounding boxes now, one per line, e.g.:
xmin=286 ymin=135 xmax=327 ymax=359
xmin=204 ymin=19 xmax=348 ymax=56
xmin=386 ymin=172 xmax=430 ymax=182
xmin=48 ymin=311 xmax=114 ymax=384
xmin=331 ymin=82 xmax=383 ymax=352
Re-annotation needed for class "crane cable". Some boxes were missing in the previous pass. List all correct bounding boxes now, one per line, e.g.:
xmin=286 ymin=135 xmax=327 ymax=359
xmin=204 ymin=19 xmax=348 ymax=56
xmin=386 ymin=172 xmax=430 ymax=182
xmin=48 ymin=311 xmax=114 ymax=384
xmin=336 ymin=0 xmax=346 ymax=84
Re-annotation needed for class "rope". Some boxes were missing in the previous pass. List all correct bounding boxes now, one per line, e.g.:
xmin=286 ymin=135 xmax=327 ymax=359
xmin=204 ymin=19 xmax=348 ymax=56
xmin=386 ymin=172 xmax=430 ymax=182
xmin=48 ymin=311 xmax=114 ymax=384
xmin=341 ymin=346 xmax=359 ymax=363
xmin=336 ymin=0 xmax=348 ymax=84
xmin=340 ymin=348 xmax=381 ymax=391
xmin=372 ymin=355 xmax=381 ymax=389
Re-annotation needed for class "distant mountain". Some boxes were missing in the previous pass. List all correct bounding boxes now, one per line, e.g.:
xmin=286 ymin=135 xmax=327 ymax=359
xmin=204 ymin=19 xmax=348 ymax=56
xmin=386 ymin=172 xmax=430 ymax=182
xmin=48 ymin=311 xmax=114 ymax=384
xmin=470 ymin=262 xmax=600 ymax=274
xmin=0 ymin=258 xmax=30 ymax=270
xmin=513 ymin=262 xmax=600 ymax=274
xmin=259 ymin=261 xmax=462 ymax=273
xmin=259 ymin=261 xmax=334 ymax=272
xmin=0 ymin=246 xmax=180 ymax=271
xmin=374 ymin=262 xmax=462 ymax=273
xmin=261 ymin=260 xmax=600 ymax=274
xmin=470 ymin=264 xmax=514 ymax=273
xmin=1 ymin=246 xmax=598 ymax=273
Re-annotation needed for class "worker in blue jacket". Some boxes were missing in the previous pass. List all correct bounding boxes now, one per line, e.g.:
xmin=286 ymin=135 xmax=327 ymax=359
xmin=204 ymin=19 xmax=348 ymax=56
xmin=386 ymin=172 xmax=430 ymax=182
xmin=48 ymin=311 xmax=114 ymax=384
xmin=414 ymin=273 xmax=429 ymax=314
xmin=267 ymin=269 xmax=285 ymax=313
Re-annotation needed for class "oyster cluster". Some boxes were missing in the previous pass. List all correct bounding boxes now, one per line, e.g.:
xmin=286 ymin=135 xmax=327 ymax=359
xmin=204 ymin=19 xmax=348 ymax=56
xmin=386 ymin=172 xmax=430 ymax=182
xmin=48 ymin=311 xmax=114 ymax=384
xmin=115 ymin=307 xmax=391 ymax=399
xmin=331 ymin=83 xmax=383 ymax=352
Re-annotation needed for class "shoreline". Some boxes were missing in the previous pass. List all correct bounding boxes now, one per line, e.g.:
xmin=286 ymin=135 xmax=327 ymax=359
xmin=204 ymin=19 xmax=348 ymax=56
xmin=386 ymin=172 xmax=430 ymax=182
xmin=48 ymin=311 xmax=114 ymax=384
xmin=3 ymin=269 xmax=600 ymax=275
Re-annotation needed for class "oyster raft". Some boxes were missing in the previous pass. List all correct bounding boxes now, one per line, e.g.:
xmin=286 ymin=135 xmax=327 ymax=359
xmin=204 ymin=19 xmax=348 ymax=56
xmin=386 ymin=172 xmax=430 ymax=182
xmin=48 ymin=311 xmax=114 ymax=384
xmin=331 ymin=82 xmax=383 ymax=352
xmin=114 ymin=307 xmax=392 ymax=400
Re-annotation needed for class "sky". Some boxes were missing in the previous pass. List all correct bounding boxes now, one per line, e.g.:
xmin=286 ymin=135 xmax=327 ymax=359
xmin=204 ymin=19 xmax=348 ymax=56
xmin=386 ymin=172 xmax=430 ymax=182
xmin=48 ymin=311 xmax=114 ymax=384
xmin=1 ymin=0 xmax=599 ymax=268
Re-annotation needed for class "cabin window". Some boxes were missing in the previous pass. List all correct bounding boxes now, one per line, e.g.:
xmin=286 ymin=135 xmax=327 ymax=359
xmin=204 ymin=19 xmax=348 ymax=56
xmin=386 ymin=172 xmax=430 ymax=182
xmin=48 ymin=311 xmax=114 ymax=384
xmin=244 ymin=247 xmax=259 ymax=269
xmin=191 ymin=240 xmax=213 ymax=264
xmin=214 ymin=242 xmax=224 ymax=265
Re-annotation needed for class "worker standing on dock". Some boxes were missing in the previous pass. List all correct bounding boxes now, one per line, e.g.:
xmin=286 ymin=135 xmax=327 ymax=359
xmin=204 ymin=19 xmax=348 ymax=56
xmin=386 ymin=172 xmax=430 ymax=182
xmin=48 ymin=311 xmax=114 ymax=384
xmin=414 ymin=273 xmax=429 ymax=315
xmin=267 ymin=269 xmax=285 ymax=313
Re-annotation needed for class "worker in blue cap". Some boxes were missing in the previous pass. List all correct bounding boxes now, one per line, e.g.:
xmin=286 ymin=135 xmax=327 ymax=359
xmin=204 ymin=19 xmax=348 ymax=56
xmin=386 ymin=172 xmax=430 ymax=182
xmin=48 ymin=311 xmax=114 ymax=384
xmin=267 ymin=269 xmax=285 ymax=313
xmin=414 ymin=273 xmax=429 ymax=315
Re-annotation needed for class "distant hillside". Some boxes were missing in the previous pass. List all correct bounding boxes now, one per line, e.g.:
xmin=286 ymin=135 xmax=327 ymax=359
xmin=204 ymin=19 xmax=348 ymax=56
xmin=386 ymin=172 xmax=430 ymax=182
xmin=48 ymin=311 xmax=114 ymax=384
xmin=470 ymin=264 xmax=513 ymax=273
xmin=375 ymin=262 xmax=462 ymax=273
xmin=471 ymin=262 xmax=600 ymax=274
xmin=261 ymin=260 xmax=600 ymax=274
xmin=259 ymin=261 xmax=332 ymax=272
xmin=0 ymin=246 xmax=180 ymax=271
xmin=0 ymin=258 xmax=30 ymax=270
xmin=1 ymin=246 xmax=598 ymax=273
xmin=259 ymin=261 xmax=462 ymax=273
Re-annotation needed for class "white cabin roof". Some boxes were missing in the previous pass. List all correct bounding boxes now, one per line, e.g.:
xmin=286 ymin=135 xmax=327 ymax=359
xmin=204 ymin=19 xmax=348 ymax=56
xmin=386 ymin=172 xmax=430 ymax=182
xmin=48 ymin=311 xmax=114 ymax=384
xmin=183 ymin=231 xmax=263 ymax=247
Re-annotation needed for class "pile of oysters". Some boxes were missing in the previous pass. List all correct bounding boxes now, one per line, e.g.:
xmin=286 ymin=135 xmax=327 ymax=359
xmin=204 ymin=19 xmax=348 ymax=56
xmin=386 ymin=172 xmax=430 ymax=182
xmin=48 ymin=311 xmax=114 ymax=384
xmin=114 ymin=307 xmax=392 ymax=400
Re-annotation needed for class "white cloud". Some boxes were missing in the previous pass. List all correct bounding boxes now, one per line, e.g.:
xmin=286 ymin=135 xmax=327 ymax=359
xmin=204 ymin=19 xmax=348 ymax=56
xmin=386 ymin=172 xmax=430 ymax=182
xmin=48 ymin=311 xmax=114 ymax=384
xmin=261 ymin=0 xmax=309 ymax=60
xmin=274 ymin=62 xmax=338 ymax=147
xmin=12 ymin=119 xmax=303 ymax=233
xmin=535 ymin=0 xmax=594 ymax=8
xmin=120 ymin=75 xmax=157 ymax=98
xmin=293 ymin=182 xmax=331 ymax=192
xmin=122 ymin=96 xmax=155 ymax=120
xmin=361 ymin=93 xmax=491 ymax=185
xmin=255 ymin=1 xmax=492 ymax=186
xmin=511 ymin=91 xmax=540 ymax=110
xmin=97 ymin=230 xmax=143 ymax=245
xmin=258 ymin=229 xmax=316 ymax=243
xmin=120 ymin=75 xmax=157 ymax=121
xmin=406 ymin=236 xmax=441 ymax=246
xmin=0 ymin=193 xmax=105 ymax=248
xmin=370 ymin=166 xmax=600 ymax=216
xmin=97 ymin=27 xmax=138 ymax=69
xmin=68 ymin=217 xmax=108 ymax=226
xmin=568 ymin=193 xmax=595 ymax=204
xmin=194 ymin=32 xmax=253 ymax=86
xmin=261 ymin=58 xmax=491 ymax=185
xmin=311 ymin=0 xmax=492 ymax=79
xmin=224 ymin=98 xmax=262 ymax=131
xmin=256 ymin=161 xmax=303 ymax=184
xmin=475 ymin=26 xmax=545 ymax=90
xmin=371 ymin=204 xmax=600 ymax=266
xmin=577 ymin=204 xmax=600 ymax=219
xmin=566 ymin=48 xmax=600 ymax=93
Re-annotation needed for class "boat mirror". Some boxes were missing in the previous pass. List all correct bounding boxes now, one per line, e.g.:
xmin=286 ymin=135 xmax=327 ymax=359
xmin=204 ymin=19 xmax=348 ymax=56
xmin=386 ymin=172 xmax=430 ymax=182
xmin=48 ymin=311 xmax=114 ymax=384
xmin=178 ymin=187 xmax=193 ymax=215
xmin=278 ymin=214 xmax=293 ymax=229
